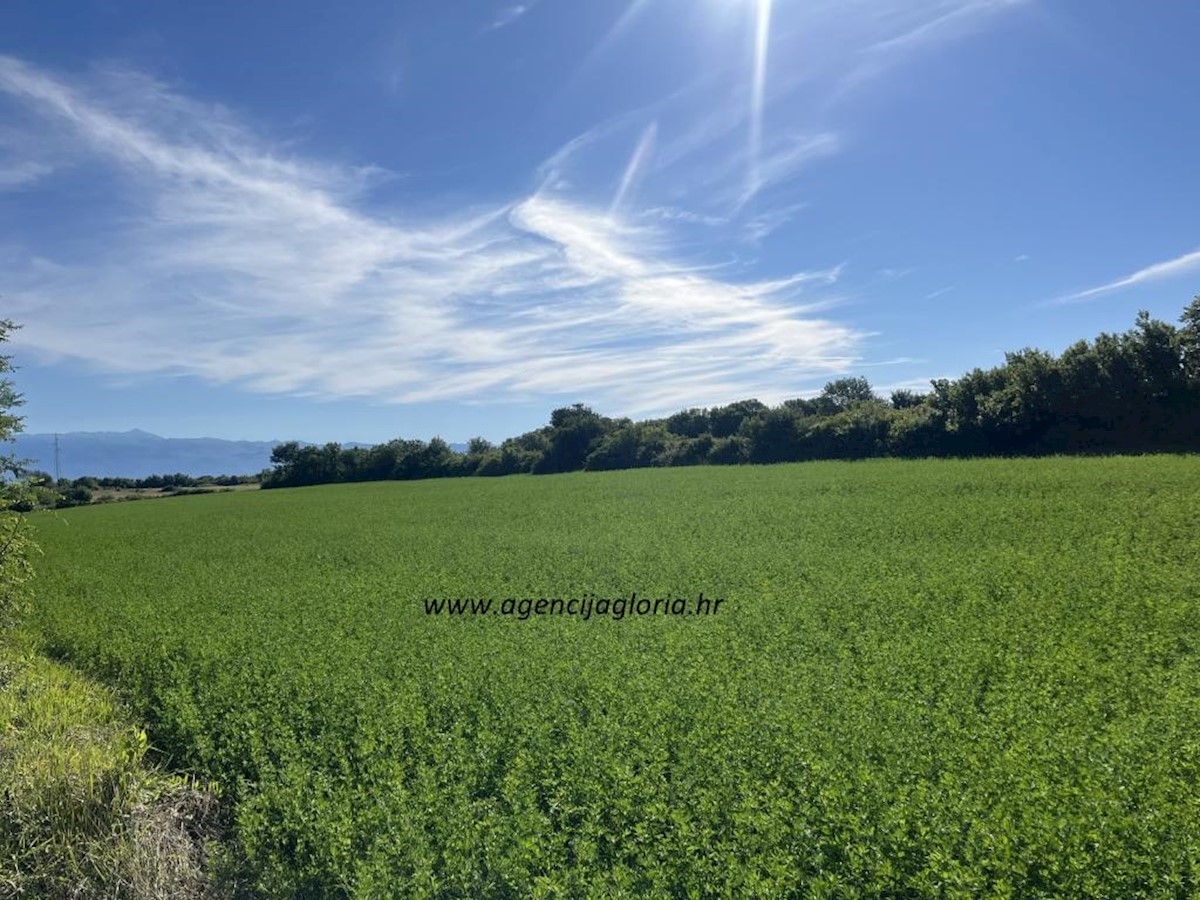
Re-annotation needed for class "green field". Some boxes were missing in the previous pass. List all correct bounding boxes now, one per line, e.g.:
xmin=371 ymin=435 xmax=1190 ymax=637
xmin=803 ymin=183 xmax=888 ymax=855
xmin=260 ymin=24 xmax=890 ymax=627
xmin=28 ymin=457 xmax=1200 ymax=897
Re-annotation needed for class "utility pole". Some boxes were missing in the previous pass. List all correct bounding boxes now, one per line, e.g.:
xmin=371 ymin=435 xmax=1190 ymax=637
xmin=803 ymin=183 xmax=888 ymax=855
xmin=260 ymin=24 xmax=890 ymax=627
xmin=54 ymin=433 xmax=60 ymax=483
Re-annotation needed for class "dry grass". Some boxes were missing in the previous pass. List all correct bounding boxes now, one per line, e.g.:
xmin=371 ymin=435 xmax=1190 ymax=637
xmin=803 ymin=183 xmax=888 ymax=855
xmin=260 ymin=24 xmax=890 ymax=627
xmin=91 ymin=484 xmax=260 ymax=505
xmin=110 ymin=781 xmax=227 ymax=899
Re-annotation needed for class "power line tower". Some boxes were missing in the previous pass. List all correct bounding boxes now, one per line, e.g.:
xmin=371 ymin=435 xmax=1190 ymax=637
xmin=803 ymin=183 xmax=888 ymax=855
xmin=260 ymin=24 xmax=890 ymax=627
xmin=53 ymin=433 xmax=60 ymax=483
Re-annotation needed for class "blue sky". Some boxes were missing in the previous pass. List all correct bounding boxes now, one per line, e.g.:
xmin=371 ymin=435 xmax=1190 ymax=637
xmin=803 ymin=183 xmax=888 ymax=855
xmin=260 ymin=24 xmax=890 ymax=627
xmin=2 ymin=0 xmax=1198 ymax=443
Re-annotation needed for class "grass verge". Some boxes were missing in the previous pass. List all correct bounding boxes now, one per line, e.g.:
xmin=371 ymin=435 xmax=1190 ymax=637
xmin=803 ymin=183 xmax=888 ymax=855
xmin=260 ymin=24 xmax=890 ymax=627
xmin=0 ymin=631 xmax=228 ymax=898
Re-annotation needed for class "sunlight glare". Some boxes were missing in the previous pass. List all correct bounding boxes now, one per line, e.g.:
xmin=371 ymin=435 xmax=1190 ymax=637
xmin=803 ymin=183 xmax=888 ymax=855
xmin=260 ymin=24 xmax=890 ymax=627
xmin=748 ymin=0 xmax=774 ymax=205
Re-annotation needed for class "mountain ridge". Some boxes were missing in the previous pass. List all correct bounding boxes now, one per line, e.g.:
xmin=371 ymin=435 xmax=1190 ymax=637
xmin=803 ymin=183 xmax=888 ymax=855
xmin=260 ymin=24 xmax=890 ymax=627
xmin=13 ymin=430 xmax=466 ymax=479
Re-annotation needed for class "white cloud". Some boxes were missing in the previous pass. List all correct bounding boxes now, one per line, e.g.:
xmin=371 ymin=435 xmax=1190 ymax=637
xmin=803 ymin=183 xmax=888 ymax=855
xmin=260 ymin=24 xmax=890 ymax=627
xmin=1056 ymin=247 xmax=1200 ymax=304
xmin=488 ymin=3 xmax=539 ymax=31
xmin=739 ymin=132 xmax=840 ymax=209
xmin=531 ymin=0 xmax=1026 ymax=236
xmin=742 ymin=203 xmax=807 ymax=243
xmin=824 ymin=0 xmax=1030 ymax=103
xmin=0 ymin=0 xmax=1029 ymax=415
xmin=0 ymin=160 xmax=52 ymax=189
xmin=864 ymin=0 xmax=1024 ymax=56
xmin=0 ymin=55 xmax=865 ymax=415
xmin=610 ymin=121 xmax=658 ymax=216
xmin=640 ymin=207 xmax=728 ymax=227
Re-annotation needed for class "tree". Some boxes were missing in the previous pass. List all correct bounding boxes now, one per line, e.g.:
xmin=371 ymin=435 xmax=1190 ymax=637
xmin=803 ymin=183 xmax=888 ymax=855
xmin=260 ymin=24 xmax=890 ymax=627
xmin=708 ymin=399 xmax=768 ymax=438
xmin=466 ymin=437 xmax=494 ymax=456
xmin=781 ymin=397 xmax=820 ymax=416
xmin=585 ymin=423 xmax=671 ymax=471
xmin=0 ymin=320 xmax=37 ymax=627
xmin=889 ymin=389 xmax=925 ymax=410
xmin=535 ymin=404 xmax=612 ymax=473
xmin=259 ymin=296 xmax=1200 ymax=486
xmin=742 ymin=408 xmax=804 ymax=464
xmin=816 ymin=377 xmax=876 ymax=415
xmin=665 ymin=408 xmax=710 ymax=438
xmin=1181 ymin=296 xmax=1200 ymax=382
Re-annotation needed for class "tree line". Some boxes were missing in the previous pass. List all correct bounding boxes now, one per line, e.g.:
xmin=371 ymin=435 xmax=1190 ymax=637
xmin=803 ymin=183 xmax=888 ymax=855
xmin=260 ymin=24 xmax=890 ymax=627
xmin=252 ymin=298 xmax=1198 ymax=488
xmin=15 ymin=472 xmax=259 ymax=509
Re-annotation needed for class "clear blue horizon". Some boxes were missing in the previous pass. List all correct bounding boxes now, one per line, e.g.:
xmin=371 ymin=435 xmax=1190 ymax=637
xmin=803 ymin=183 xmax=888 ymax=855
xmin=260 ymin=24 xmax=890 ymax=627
xmin=3 ymin=0 xmax=1198 ymax=444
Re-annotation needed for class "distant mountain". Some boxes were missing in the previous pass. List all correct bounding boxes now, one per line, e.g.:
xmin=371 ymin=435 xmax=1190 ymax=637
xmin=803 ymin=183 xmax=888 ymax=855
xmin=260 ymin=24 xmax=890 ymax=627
xmin=11 ymin=431 xmax=466 ymax=480
xmin=13 ymin=430 xmax=288 ymax=479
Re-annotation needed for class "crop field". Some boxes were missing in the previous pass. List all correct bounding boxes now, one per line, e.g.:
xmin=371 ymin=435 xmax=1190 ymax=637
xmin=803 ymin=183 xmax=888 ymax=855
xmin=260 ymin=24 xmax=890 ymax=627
xmin=27 ymin=456 xmax=1200 ymax=898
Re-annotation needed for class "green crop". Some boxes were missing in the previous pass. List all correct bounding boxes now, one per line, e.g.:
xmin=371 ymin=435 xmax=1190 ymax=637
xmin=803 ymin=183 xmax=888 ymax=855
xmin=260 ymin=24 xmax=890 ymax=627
xmin=28 ymin=456 xmax=1200 ymax=897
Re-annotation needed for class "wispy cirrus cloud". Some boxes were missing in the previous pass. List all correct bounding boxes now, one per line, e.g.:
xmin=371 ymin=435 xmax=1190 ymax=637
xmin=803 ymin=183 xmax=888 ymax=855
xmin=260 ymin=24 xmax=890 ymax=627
xmin=542 ymin=0 xmax=1026 ymax=230
xmin=864 ymin=0 xmax=1024 ymax=56
xmin=487 ymin=2 xmax=542 ymax=31
xmin=741 ymin=203 xmax=807 ymax=244
xmin=0 ymin=55 xmax=864 ymax=414
xmin=1055 ymin=247 xmax=1200 ymax=304
xmin=640 ymin=207 xmax=728 ymax=228
xmin=830 ymin=0 xmax=1028 ymax=99
xmin=738 ymin=132 xmax=839 ymax=209
xmin=610 ymin=121 xmax=658 ymax=216
xmin=0 ymin=159 xmax=52 ymax=189
xmin=0 ymin=3 xmax=1030 ymax=414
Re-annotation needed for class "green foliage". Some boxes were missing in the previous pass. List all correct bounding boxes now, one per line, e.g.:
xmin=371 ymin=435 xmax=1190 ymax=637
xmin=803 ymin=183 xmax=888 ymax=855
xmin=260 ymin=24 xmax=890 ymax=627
xmin=0 ymin=322 xmax=22 ymax=451
xmin=534 ymin=405 xmax=614 ymax=474
xmin=889 ymin=388 xmax=926 ymax=410
xmin=0 ymin=319 xmax=38 ymax=627
xmin=465 ymin=437 xmax=494 ymax=457
xmin=816 ymin=376 xmax=877 ymax=414
xmin=28 ymin=456 xmax=1200 ymax=897
xmin=261 ymin=301 xmax=1200 ymax=492
xmin=54 ymin=485 xmax=94 ymax=508
xmin=584 ymin=423 xmax=671 ymax=471
xmin=707 ymin=398 xmax=768 ymax=438
xmin=1180 ymin=295 xmax=1200 ymax=381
